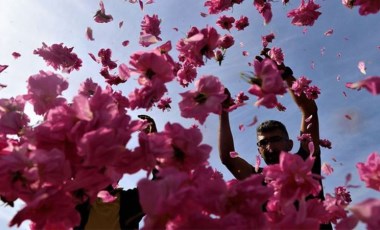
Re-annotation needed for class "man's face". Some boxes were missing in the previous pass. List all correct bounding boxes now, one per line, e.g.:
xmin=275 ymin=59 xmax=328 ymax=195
xmin=256 ymin=130 xmax=293 ymax=165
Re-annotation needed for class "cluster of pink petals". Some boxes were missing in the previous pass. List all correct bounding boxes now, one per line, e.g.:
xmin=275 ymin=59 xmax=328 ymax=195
xmin=177 ymin=26 xmax=230 ymax=67
xmin=254 ymin=0 xmax=273 ymax=24
xmin=268 ymin=47 xmax=284 ymax=65
xmin=0 ymin=96 xmax=29 ymax=135
xmin=346 ymin=76 xmax=380 ymax=95
xmin=216 ymin=15 xmax=235 ymax=31
xmin=262 ymin=33 xmax=275 ymax=48
xmin=235 ymin=16 xmax=249 ymax=30
xmin=343 ymin=0 xmax=380 ymax=15
xmin=139 ymin=14 xmax=162 ymax=47
xmin=23 ymin=70 xmax=68 ymax=115
xmin=263 ymin=152 xmax=321 ymax=204
xmin=128 ymin=49 xmax=175 ymax=109
xmin=248 ymin=58 xmax=287 ymax=108
xmin=94 ymin=1 xmax=113 ymax=23
xmin=33 ymin=43 xmax=82 ymax=73
xmin=179 ymin=75 xmax=227 ymax=124
xmin=356 ymin=152 xmax=380 ymax=191
xmin=287 ymin=0 xmax=322 ymax=26
xmin=336 ymin=198 xmax=380 ymax=230
xmin=204 ymin=0 xmax=243 ymax=14
xmin=292 ymin=76 xmax=321 ymax=100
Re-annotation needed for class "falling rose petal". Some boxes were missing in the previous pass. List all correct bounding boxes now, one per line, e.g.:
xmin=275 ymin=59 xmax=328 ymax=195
xmin=357 ymin=61 xmax=366 ymax=74
xmin=307 ymin=123 xmax=312 ymax=130
xmin=302 ymin=28 xmax=308 ymax=34
xmin=146 ymin=0 xmax=154 ymax=4
xmin=319 ymin=139 xmax=332 ymax=149
xmin=308 ymin=141 xmax=315 ymax=155
xmin=239 ymin=124 xmax=245 ymax=131
xmin=337 ymin=75 xmax=341 ymax=81
xmin=138 ymin=0 xmax=144 ymax=10
xmin=94 ymin=1 xmax=113 ymax=23
xmin=200 ymin=12 xmax=208 ymax=17
xmin=240 ymin=42 xmax=244 ymax=47
xmin=173 ymin=27 xmax=178 ymax=31
xmin=332 ymin=157 xmax=337 ymax=162
xmin=119 ymin=21 xmax=124 ymax=28
xmin=345 ymin=114 xmax=352 ymax=120
xmin=139 ymin=34 xmax=159 ymax=46
xmin=346 ymin=76 xmax=380 ymax=95
xmin=321 ymin=162 xmax=334 ymax=175
xmin=88 ymin=53 xmax=98 ymax=62
xmin=12 ymin=52 xmax=21 ymax=59
xmin=242 ymin=51 xmax=249 ymax=56
xmin=255 ymin=155 xmax=261 ymax=173
xmin=337 ymin=52 xmax=342 ymax=58
xmin=86 ymin=27 xmax=95 ymax=41
xmin=97 ymin=190 xmax=117 ymax=203
xmin=118 ymin=63 xmax=130 ymax=81
xmin=229 ymin=151 xmax=239 ymax=158
xmin=247 ymin=115 xmax=258 ymax=127
xmin=122 ymin=40 xmax=130 ymax=47
xmin=0 ymin=65 xmax=8 ymax=73
xmin=344 ymin=37 xmax=349 ymax=41
xmin=343 ymin=91 xmax=347 ymax=97
xmin=305 ymin=114 xmax=313 ymax=123
xmin=324 ymin=28 xmax=333 ymax=36
xmin=0 ymin=83 xmax=6 ymax=89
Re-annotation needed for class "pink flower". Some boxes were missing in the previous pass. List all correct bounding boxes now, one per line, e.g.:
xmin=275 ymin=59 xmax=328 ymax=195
xmin=78 ymin=78 xmax=99 ymax=97
xmin=176 ymin=26 xmax=221 ymax=67
xmin=319 ymin=138 xmax=332 ymax=149
xmin=98 ymin=48 xmax=117 ymax=70
xmin=176 ymin=61 xmax=197 ymax=87
xmin=254 ymin=0 xmax=273 ymax=24
xmin=263 ymin=152 xmax=321 ymax=204
xmin=157 ymin=97 xmax=172 ymax=111
xmin=10 ymin=188 xmax=80 ymax=229
xmin=356 ymin=152 xmax=380 ymax=191
xmin=235 ymin=16 xmax=249 ymax=30
xmin=216 ymin=15 xmax=235 ymax=31
xmin=218 ymin=34 xmax=235 ymax=49
xmin=161 ymin=123 xmax=212 ymax=171
xmin=0 ymin=96 xmax=30 ymax=135
xmin=33 ymin=43 xmax=82 ymax=73
xmin=129 ymin=50 xmax=174 ymax=85
xmin=349 ymin=198 xmax=380 ymax=229
xmin=353 ymin=0 xmax=380 ymax=15
xmin=292 ymin=76 xmax=320 ymax=99
xmin=179 ymin=75 xmax=227 ymax=124
xmin=261 ymin=33 xmax=275 ymax=48
xmin=128 ymin=81 xmax=167 ymax=110
xmin=287 ymin=0 xmax=321 ymax=26
xmin=93 ymin=1 xmax=113 ymax=23
xmin=268 ymin=47 xmax=284 ymax=65
xmin=346 ymin=76 xmax=380 ymax=95
xmin=86 ymin=27 xmax=94 ymax=41
xmin=248 ymin=58 xmax=286 ymax=108
xmin=321 ymin=162 xmax=334 ymax=176
xmin=24 ymin=71 xmax=68 ymax=115
xmin=139 ymin=14 xmax=162 ymax=47
xmin=204 ymin=0 xmax=234 ymax=14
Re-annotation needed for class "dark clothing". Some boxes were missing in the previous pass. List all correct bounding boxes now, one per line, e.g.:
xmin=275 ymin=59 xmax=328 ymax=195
xmin=74 ymin=188 xmax=144 ymax=230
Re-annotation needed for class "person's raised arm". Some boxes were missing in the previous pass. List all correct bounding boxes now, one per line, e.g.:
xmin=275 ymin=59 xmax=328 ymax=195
xmin=282 ymin=67 xmax=321 ymax=175
xmin=218 ymin=89 xmax=255 ymax=180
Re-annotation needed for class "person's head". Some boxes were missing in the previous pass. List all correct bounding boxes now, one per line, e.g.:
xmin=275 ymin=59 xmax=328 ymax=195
xmin=256 ymin=120 xmax=293 ymax=165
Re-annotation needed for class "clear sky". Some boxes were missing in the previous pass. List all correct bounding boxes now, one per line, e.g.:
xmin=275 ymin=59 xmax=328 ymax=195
xmin=0 ymin=0 xmax=379 ymax=229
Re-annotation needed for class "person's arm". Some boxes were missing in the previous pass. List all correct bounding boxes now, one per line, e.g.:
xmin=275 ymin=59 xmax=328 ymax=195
xmin=218 ymin=94 xmax=256 ymax=180
xmin=283 ymin=68 xmax=321 ymax=175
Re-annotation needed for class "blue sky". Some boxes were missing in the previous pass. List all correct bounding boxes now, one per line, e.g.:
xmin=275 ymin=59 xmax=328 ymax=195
xmin=0 ymin=0 xmax=379 ymax=229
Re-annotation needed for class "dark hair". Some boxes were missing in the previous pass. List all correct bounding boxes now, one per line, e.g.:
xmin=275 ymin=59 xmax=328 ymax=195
xmin=256 ymin=120 xmax=289 ymax=137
